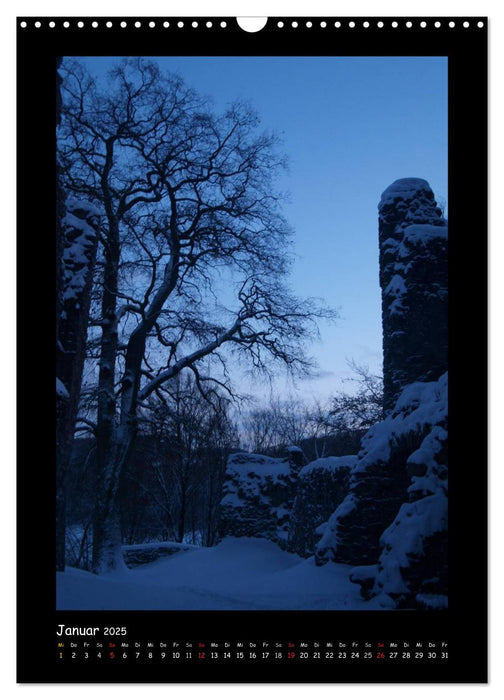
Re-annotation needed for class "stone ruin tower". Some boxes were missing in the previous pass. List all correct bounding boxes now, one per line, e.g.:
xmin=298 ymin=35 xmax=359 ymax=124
xmin=315 ymin=179 xmax=449 ymax=608
xmin=378 ymin=178 xmax=447 ymax=409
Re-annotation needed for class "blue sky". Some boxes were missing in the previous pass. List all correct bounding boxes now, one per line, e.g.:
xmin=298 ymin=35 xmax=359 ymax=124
xmin=78 ymin=55 xmax=447 ymax=403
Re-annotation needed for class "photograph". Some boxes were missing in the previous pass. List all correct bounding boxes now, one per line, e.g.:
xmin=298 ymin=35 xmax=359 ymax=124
xmin=55 ymin=54 xmax=448 ymax=612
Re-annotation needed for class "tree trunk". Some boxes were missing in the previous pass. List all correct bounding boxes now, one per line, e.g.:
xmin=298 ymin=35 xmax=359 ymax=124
xmin=56 ymin=201 xmax=99 ymax=571
xmin=178 ymin=487 xmax=186 ymax=544
xmin=91 ymin=174 xmax=179 ymax=572
xmin=91 ymin=461 xmax=124 ymax=573
xmin=92 ymin=297 xmax=146 ymax=572
xmin=92 ymin=208 xmax=121 ymax=573
xmin=92 ymin=423 xmax=137 ymax=573
xmin=206 ymin=496 xmax=214 ymax=547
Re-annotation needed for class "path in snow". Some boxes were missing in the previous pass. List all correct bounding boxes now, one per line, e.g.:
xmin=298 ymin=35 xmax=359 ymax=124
xmin=57 ymin=537 xmax=381 ymax=610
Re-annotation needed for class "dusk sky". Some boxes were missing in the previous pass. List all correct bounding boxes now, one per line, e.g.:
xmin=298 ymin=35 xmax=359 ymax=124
xmin=78 ymin=55 xmax=447 ymax=403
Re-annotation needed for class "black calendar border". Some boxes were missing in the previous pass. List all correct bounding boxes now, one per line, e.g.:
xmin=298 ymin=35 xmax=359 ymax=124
xmin=17 ymin=17 xmax=488 ymax=683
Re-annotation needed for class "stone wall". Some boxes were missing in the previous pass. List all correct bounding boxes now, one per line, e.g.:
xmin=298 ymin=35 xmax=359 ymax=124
xmin=288 ymin=456 xmax=355 ymax=558
xmin=348 ymin=374 xmax=448 ymax=609
xmin=316 ymin=374 xmax=448 ymax=608
xmin=220 ymin=450 xmax=356 ymax=557
xmin=219 ymin=452 xmax=299 ymax=546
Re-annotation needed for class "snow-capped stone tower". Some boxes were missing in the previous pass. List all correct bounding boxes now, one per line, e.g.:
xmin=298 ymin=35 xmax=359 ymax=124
xmin=378 ymin=178 xmax=447 ymax=409
xmin=315 ymin=179 xmax=449 ymax=609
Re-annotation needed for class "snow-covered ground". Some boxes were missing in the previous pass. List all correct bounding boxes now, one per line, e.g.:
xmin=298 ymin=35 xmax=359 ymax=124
xmin=57 ymin=536 xmax=381 ymax=611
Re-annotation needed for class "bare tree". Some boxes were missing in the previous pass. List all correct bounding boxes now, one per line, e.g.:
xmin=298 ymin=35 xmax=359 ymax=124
xmin=328 ymin=360 xmax=384 ymax=433
xmin=243 ymin=406 xmax=279 ymax=454
xmin=304 ymin=399 xmax=334 ymax=459
xmin=132 ymin=375 xmax=237 ymax=546
xmin=243 ymin=395 xmax=314 ymax=457
xmin=59 ymin=58 xmax=335 ymax=573
xmin=56 ymin=56 xmax=101 ymax=571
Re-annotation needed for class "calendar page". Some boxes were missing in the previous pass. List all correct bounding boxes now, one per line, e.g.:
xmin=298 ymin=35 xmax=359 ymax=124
xmin=17 ymin=15 xmax=487 ymax=683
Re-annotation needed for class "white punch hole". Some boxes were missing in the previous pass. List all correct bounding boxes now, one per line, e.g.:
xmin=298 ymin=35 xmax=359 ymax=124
xmin=237 ymin=17 xmax=268 ymax=33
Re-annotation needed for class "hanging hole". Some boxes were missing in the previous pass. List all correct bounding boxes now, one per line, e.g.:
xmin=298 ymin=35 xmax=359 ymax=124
xmin=237 ymin=17 xmax=267 ymax=32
